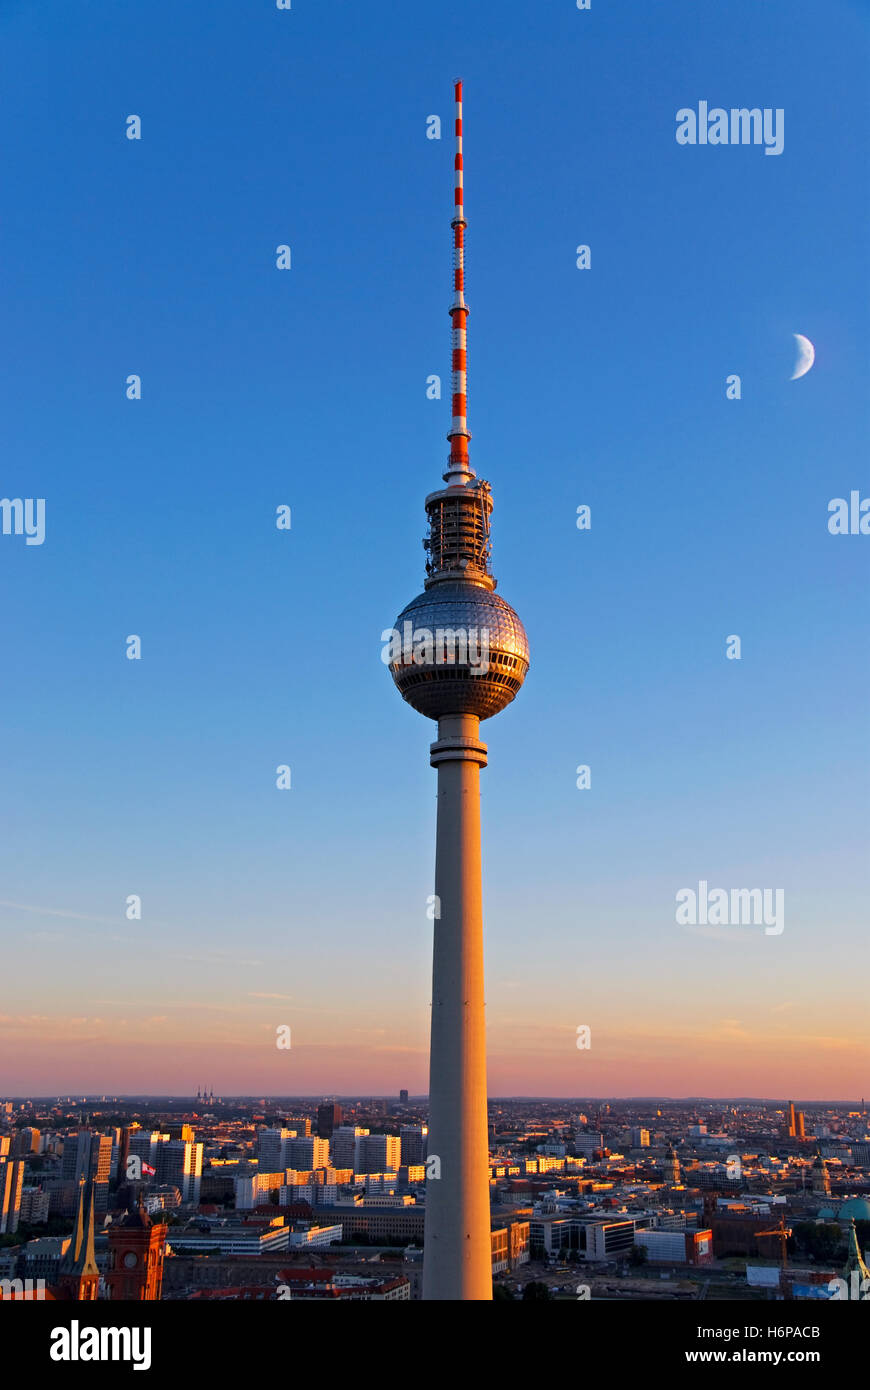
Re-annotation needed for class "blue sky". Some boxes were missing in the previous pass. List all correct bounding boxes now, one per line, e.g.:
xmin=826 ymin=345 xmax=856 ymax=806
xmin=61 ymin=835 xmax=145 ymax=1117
xmin=1 ymin=0 xmax=868 ymax=1097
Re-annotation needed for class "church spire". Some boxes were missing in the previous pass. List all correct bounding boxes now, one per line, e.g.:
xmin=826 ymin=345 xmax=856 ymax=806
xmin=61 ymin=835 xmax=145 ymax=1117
xmin=58 ymin=1178 xmax=99 ymax=1299
xmin=63 ymin=1177 xmax=86 ymax=1270
xmin=67 ymin=1178 xmax=98 ymax=1276
xmin=842 ymin=1219 xmax=870 ymax=1285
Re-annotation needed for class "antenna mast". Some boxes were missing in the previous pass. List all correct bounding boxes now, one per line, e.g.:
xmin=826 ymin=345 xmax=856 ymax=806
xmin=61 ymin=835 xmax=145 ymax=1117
xmin=445 ymin=80 xmax=473 ymax=486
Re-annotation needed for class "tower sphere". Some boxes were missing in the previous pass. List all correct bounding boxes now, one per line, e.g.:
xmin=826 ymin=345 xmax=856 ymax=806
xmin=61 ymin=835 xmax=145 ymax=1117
xmin=389 ymin=581 xmax=528 ymax=721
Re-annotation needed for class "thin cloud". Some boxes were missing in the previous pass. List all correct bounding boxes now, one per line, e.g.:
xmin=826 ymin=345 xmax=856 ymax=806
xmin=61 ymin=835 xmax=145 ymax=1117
xmin=0 ymin=899 xmax=120 ymax=924
xmin=174 ymin=953 xmax=264 ymax=968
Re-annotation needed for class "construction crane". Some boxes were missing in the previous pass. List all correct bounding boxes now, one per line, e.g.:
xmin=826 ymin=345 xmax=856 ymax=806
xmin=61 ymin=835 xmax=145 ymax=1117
xmin=756 ymin=1212 xmax=792 ymax=1268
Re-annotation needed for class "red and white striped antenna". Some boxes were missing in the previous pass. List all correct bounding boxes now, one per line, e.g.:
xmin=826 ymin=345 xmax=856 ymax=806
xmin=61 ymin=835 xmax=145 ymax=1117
xmin=445 ymin=79 xmax=474 ymax=485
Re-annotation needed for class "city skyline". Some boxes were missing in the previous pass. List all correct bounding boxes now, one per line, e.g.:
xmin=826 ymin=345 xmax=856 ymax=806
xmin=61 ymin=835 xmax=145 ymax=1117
xmin=2 ymin=0 xmax=868 ymax=1102
xmin=3 ymin=1090 xmax=868 ymax=1320
xmin=3 ymin=1092 xmax=868 ymax=1106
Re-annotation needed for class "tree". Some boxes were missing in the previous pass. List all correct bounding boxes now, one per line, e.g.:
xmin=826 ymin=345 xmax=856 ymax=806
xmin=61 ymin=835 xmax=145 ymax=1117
xmin=522 ymin=1280 xmax=552 ymax=1301
xmin=793 ymin=1222 xmax=845 ymax=1262
xmin=493 ymin=1283 xmax=517 ymax=1301
xmin=628 ymin=1244 xmax=648 ymax=1267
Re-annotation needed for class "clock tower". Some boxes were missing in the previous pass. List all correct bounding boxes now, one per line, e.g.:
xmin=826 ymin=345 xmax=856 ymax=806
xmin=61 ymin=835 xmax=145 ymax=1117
xmin=106 ymin=1192 xmax=167 ymax=1301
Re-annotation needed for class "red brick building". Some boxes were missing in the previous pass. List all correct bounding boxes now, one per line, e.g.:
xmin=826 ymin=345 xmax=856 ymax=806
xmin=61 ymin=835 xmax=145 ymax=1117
xmin=105 ymin=1195 xmax=167 ymax=1300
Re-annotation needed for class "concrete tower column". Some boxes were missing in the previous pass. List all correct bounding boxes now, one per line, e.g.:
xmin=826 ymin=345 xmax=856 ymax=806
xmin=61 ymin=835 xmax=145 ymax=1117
xmin=423 ymin=711 xmax=492 ymax=1301
xmin=388 ymin=82 xmax=528 ymax=1301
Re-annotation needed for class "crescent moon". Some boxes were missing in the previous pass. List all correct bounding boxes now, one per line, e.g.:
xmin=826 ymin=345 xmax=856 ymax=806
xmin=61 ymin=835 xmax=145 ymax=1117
xmin=791 ymin=333 xmax=815 ymax=380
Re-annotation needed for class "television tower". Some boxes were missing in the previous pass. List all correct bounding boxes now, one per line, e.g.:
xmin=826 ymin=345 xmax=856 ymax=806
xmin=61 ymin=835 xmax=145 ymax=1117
xmin=387 ymin=81 xmax=529 ymax=1300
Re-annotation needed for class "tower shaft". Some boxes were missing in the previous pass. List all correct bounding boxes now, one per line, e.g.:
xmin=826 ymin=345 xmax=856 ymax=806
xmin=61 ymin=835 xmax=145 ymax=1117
xmin=423 ymin=713 xmax=492 ymax=1300
xmin=388 ymin=79 xmax=527 ymax=1300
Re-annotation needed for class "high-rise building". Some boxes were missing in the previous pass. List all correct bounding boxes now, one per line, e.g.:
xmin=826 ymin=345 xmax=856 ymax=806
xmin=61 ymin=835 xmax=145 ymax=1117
xmin=258 ymin=1127 xmax=296 ymax=1170
xmin=399 ymin=1089 xmax=409 ymax=1105
xmin=13 ymin=1127 xmax=40 ymax=1157
xmin=126 ymin=1132 xmax=201 ymax=1203
xmin=400 ymin=1125 xmax=428 ymax=1167
xmin=331 ymin=1127 xmax=369 ymax=1172
xmin=61 ymin=1130 xmax=90 ymax=1181
xmin=285 ymin=1115 xmax=311 ymax=1137
xmin=0 ymin=1157 xmax=25 ymax=1234
xmin=286 ymin=1136 xmax=329 ymax=1171
xmin=386 ymin=80 xmax=529 ymax=1303
xmin=574 ymin=1131 xmax=604 ymax=1154
xmin=115 ymin=1126 xmax=131 ymax=1188
xmin=795 ymin=1111 xmax=806 ymax=1140
xmin=787 ymin=1101 xmax=796 ymax=1138
xmin=60 ymin=1132 xmax=113 ymax=1214
xmin=159 ymin=1140 xmax=202 ymax=1205
xmin=359 ymin=1135 xmax=401 ymax=1175
xmin=19 ymin=1187 xmax=50 ymax=1224
xmin=91 ymin=1135 xmax=114 ymax=1211
xmin=128 ymin=1131 xmax=168 ymax=1179
xmin=61 ymin=1130 xmax=90 ymax=1183
xmin=317 ymin=1103 xmax=343 ymax=1139
xmin=630 ymin=1127 xmax=650 ymax=1148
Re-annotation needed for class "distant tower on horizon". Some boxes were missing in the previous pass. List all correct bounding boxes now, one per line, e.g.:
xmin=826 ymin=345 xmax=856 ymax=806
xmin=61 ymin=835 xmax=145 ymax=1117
xmin=811 ymin=1150 xmax=830 ymax=1195
xmin=663 ymin=1142 xmax=681 ymax=1185
xmin=317 ymin=1101 xmax=343 ymax=1139
xmin=387 ymin=80 xmax=529 ymax=1302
